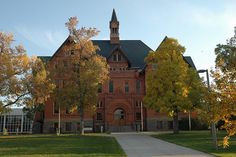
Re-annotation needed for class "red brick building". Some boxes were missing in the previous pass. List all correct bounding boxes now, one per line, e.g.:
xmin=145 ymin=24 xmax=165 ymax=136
xmin=40 ymin=9 xmax=196 ymax=133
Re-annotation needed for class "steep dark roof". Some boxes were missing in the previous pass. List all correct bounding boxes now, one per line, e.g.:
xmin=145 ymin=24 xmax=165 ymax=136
xmin=92 ymin=40 xmax=152 ymax=68
xmin=38 ymin=39 xmax=152 ymax=68
xmin=39 ymin=37 xmax=196 ymax=70
xmin=111 ymin=9 xmax=118 ymax=22
xmin=184 ymin=56 xmax=196 ymax=69
xmin=38 ymin=56 xmax=51 ymax=64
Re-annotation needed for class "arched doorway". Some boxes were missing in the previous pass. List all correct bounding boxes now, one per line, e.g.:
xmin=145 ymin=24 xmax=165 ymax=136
xmin=113 ymin=108 xmax=125 ymax=126
xmin=114 ymin=108 xmax=125 ymax=120
xmin=107 ymin=102 xmax=134 ymax=132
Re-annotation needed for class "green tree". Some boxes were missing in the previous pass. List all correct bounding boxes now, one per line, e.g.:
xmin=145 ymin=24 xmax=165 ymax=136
xmin=144 ymin=37 xmax=203 ymax=134
xmin=51 ymin=17 xmax=109 ymax=135
xmin=0 ymin=32 xmax=55 ymax=113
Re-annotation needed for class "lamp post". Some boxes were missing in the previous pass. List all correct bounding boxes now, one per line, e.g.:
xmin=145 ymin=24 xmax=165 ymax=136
xmin=141 ymin=101 xmax=144 ymax=131
xmin=197 ymin=69 xmax=218 ymax=149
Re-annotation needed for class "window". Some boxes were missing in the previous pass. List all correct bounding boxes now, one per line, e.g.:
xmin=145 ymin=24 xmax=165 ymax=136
xmin=55 ymin=80 xmax=59 ymax=88
xmin=63 ymin=61 xmax=68 ymax=67
xmin=109 ymin=81 xmax=114 ymax=93
xmin=113 ymin=54 xmax=117 ymax=61
xmin=70 ymin=50 xmax=75 ymax=55
xmin=136 ymin=112 xmax=141 ymax=121
xmin=157 ymin=121 xmax=163 ymax=129
xmin=62 ymin=80 xmax=66 ymax=88
xmin=66 ymin=106 xmax=71 ymax=114
xmin=168 ymin=121 xmax=173 ymax=129
xmin=5 ymin=115 xmax=22 ymax=132
xmin=136 ymin=80 xmax=141 ymax=94
xmin=135 ymin=101 xmax=142 ymax=108
xmin=96 ymin=113 xmax=103 ymax=121
xmin=118 ymin=54 xmax=121 ymax=61
xmin=98 ymin=83 xmax=102 ymax=93
xmin=112 ymin=53 xmax=121 ymax=62
xmin=54 ymin=102 xmax=59 ymax=114
xmin=65 ymin=122 xmax=72 ymax=131
xmin=125 ymin=82 xmax=129 ymax=93
xmin=112 ymin=28 xmax=118 ymax=34
xmin=97 ymin=101 xmax=103 ymax=108
xmin=54 ymin=122 xmax=58 ymax=131
xmin=114 ymin=109 xmax=125 ymax=120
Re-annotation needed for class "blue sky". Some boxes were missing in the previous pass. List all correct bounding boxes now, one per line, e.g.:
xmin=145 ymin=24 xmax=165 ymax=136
xmin=1 ymin=0 xmax=236 ymax=72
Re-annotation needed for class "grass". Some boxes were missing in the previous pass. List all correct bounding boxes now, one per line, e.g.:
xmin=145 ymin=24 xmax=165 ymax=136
xmin=0 ymin=134 xmax=126 ymax=157
xmin=152 ymin=130 xmax=236 ymax=157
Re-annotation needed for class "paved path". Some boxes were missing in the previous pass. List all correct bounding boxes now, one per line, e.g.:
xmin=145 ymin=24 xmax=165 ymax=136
xmin=112 ymin=132 xmax=214 ymax=157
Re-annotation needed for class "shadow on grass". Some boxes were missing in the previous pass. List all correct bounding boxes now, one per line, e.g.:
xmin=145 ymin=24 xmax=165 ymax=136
xmin=0 ymin=134 xmax=126 ymax=157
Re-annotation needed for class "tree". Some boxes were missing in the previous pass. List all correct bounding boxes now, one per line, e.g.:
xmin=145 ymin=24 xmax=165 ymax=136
xmin=209 ymin=27 xmax=236 ymax=147
xmin=144 ymin=37 xmax=203 ymax=134
xmin=50 ymin=17 xmax=109 ymax=135
xmin=0 ymin=32 xmax=55 ymax=114
xmin=23 ymin=58 xmax=55 ymax=133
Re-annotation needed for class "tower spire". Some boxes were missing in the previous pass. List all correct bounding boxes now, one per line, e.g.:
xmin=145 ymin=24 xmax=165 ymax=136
xmin=110 ymin=9 xmax=120 ymax=44
xmin=111 ymin=9 xmax=118 ymax=22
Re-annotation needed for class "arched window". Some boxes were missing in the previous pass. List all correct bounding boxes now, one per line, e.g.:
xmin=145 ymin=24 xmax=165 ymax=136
xmin=114 ymin=109 xmax=125 ymax=120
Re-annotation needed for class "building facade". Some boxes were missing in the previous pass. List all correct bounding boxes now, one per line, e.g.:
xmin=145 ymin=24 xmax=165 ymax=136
xmin=41 ymin=10 xmax=196 ymax=133
xmin=0 ymin=108 xmax=32 ymax=134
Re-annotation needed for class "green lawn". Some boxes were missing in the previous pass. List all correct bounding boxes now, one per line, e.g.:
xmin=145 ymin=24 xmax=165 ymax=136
xmin=0 ymin=134 xmax=126 ymax=157
xmin=152 ymin=131 xmax=236 ymax=157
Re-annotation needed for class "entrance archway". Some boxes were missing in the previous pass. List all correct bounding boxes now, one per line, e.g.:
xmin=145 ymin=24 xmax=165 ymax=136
xmin=113 ymin=108 xmax=125 ymax=126
xmin=106 ymin=102 xmax=134 ymax=132
xmin=114 ymin=108 xmax=125 ymax=120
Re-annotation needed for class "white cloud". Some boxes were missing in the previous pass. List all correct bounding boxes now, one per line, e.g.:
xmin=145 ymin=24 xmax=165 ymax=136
xmin=14 ymin=26 xmax=67 ymax=51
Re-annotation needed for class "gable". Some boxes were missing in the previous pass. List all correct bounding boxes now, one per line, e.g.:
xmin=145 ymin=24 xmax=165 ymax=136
xmin=107 ymin=47 xmax=130 ymax=64
xmin=93 ymin=40 xmax=152 ymax=68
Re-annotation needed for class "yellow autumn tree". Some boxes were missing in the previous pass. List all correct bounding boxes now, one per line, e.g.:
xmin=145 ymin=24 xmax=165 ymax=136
xmin=144 ymin=37 xmax=204 ymax=134
xmin=0 ymin=32 xmax=55 ymax=114
xmin=50 ymin=17 xmax=109 ymax=135
xmin=209 ymin=28 xmax=236 ymax=147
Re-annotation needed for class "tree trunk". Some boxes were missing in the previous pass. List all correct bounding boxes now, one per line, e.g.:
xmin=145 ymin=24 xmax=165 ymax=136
xmin=30 ymin=120 xmax=34 ymax=134
xmin=79 ymin=106 xmax=84 ymax=135
xmin=211 ymin=122 xmax=218 ymax=149
xmin=173 ymin=110 xmax=179 ymax=134
xmin=30 ymin=112 xmax=37 ymax=134
xmin=58 ymin=105 xmax=61 ymax=135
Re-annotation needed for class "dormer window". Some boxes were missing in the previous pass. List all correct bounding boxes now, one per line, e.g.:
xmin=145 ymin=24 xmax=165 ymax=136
xmin=112 ymin=53 xmax=122 ymax=62
xmin=118 ymin=54 xmax=121 ymax=61
xmin=113 ymin=54 xmax=117 ymax=61
xmin=65 ymin=50 xmax=75 ymax=56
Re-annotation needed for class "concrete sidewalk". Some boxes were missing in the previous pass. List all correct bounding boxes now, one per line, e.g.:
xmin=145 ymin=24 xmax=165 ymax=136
xmin=112 ymin=132 xmax=214 ymax=157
